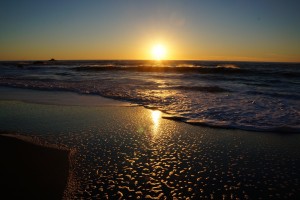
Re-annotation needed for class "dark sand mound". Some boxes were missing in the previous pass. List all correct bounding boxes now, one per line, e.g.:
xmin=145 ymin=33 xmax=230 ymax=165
xmin=0 ymin=134 xmax=72 ymax=200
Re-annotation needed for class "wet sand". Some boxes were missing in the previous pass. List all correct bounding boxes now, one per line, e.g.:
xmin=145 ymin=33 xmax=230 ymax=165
xmin=0 ymin=86 xmax=133 ymax=107
xmin=0 ymin=134 xmax=72 ymax=200
xmin=0 ymin=88 xmax=300 ymax=199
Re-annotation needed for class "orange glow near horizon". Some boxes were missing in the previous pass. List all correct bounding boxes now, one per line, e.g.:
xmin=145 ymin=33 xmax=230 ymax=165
xmin=1 ymin=37 xmax=299 ymax=62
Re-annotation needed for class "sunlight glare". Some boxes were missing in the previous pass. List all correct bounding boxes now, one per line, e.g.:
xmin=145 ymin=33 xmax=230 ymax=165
xmin=151 ymin=44 xmax=166 ymax=60
xmin=151 ymin=110 xmax=161 ymax=125
xmin=151 ymin=110 xmax=161 ymax=138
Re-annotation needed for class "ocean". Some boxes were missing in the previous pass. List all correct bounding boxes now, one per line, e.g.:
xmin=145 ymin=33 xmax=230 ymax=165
xmin=0 ymin=60 xmax=299 ymax=133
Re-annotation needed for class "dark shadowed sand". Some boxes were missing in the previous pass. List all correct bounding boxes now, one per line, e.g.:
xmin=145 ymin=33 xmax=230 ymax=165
xmin=0 ymin=134 xmax=73 ymax=200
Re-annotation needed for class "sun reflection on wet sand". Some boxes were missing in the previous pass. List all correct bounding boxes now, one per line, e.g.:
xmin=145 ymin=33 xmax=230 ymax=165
xmin=151 ymin=110 xmax=161 ymax=136
xmin=1 ymin=102 xmax=300 ymax=199
xmin=151 ymin=110 xmax=161 ymax=125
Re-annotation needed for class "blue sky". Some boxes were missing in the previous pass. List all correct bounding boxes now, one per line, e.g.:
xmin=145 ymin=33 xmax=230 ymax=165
xmin=1 ymin=0 xmax=299 ymax=61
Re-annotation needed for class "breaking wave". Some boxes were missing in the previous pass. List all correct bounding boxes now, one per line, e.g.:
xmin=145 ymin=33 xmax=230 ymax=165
xmin=0 ymin=60 xmax=299 ymax=133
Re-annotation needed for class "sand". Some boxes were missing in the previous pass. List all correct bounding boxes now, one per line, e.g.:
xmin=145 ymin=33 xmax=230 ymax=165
xmin=0 ymin=86 xmax=133 ymax=107
xmin=0 ymin=134 xmax=73 ymax=200
xmin=0 ymin=87 xmax=300 ymax=199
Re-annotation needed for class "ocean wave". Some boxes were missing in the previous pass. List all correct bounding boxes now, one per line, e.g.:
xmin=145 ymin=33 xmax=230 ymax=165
xmin=247 ymin=91 xmax=300 ymax=100
xmin=2 ymin=61 xmax=299 ymax=80
xmin=160 ymin=115 xmax=300 ymax=133
xmin=1 ymin=60 xmax=299 ymax=133
xmin=170 ymin=85 xmax=231 ymax=93
xmin=72 ymin=65 xmax=246 ymax=74
xmin=279 ymin=71 xmax=300 ymax=78
xmin=1 ymin=79 xmax=299 ymax=133
xmin=216 ymin=64 xmax=240 ymax=69
xmin=71 ymin=65 xmax=300 ymax=80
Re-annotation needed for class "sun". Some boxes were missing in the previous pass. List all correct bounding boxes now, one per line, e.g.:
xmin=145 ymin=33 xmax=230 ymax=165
xmin=151 ymin=44 xmax=166 ymax=60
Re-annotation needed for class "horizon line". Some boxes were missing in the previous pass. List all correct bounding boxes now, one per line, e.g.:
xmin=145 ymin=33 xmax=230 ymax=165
xmin=1 ymin=58 xmax=300 ymax=64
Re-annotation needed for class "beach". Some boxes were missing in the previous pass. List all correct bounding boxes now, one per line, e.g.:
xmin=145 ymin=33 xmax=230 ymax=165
xmin=0 ymin=87 xmax=300 ymax=199
xmin=0 ymin=133 xmax=73 ymax=200
xmin=1 ymin=0 xmax=300 ymax=198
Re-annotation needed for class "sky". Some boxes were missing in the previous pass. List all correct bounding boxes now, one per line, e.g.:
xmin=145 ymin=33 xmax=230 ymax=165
xmin=0 ymin=0 xmax=300 ymax=62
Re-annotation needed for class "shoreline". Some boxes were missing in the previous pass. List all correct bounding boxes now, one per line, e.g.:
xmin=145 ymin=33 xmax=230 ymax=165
xmin=0 ymin=86 xmax=134 ymax=107
xmin=1 ymin=86 xmax=298 ymax=134
xmin=0 ymin=133 xmax=76 ymax=200
xmin=0 ymin=88 xmax=300 ymax=199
